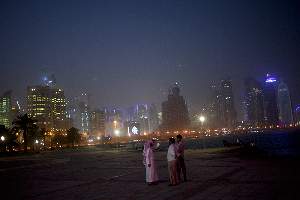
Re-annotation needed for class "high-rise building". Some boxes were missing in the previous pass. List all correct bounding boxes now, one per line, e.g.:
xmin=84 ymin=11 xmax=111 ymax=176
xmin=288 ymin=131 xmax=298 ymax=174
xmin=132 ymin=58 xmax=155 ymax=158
xmin=52 ymin=88 xmax=67 ymax=132
xmin=207 ymin=79 xmax=236 ymax=128
xmin=0 ymin=91 xmax=12 ymax=128
xmin=104 ymin=108 xmax=124 ymax=136
xmin=244 ymin=78 xmax=264 ymax=126
xmin=148 ymin=103 xmax=159 ymax=132
xmin=277 ymin=81 xmax=293 ymax=126
xmin=161 ymin=83 xmax=189 ymax=131
xmin=220 ymin=79 xmax=237 ymax=128
xmin=72 ymin=93 xmax=91 ymax=134
xmin=91 ymin=109 xmax=105 ymax=137
xmin=136 ymin=104 xmax=150 ymax=134
xmin=27 ymin=85 xmax=67 ymax=133
xmin=207 ymin=84 xmax=221 ymax=128
xmin=263 ymin=74 xmax=279 ymax=126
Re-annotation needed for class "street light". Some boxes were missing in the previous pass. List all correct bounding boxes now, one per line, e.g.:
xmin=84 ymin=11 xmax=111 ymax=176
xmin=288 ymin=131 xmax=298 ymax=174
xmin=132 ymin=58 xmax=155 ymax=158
xmin=114 ymin=129 xmax=120 ymax=150
xmin=114 ymin=129 xmax=120 ymax=136
xmin=199 ymin=116 xmax=206 ymax=124
xmin=0 ymin=136 xmax=5 ymax=142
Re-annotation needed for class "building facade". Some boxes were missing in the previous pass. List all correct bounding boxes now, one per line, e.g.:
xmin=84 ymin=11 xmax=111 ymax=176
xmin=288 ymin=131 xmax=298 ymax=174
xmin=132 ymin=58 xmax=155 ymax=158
xmin=277 ymin=81 xmax=293 ymax=126
xmin=263 ymin=75 xmax=279 ymax=126
xmin=244 ymin=78 xmax=264 ymax=127
xmin=0 ymin=91 xmax=12 ymax=128
xmin=27 ymin=85 xmax=67 ymax=133
xmin=91 ymin=109 xmax=105 ymax=137
xmin=161 ymin=83 xmax=190 ymax=131
xmin=207 ymin=79 xmax=236 ymax=129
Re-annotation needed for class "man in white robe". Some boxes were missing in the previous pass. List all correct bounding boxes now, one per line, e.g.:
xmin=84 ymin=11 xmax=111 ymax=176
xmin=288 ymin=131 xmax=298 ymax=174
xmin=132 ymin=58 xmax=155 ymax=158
xmin=143 ymin=140 xmax=159 ymax=185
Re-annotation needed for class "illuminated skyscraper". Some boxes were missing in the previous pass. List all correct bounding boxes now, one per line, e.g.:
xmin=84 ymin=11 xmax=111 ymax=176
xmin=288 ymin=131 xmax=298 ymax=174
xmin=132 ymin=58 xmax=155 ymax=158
xmin=135 ymin=104 xmax=150 ymax=134
xmin=73 ymin=93 xmax=91 ymax=134
xmin=27 ymin=85 xmax=67 ymax=133
xmin=208 ymin=79 xmax=236 ymax=128
xmin=148 ymin=103 xmax=159 ymax=132
xmin=220 ymin=79 xmax=237 ymax=128
xmin=0 ymin=91 xmax=12 ymax=128
xmin=103 ymin=108 xmax=124 ymax=136
xmin=52 ymin=88 xmax=67 ymax=132
xmin=277 ymin=81 xmax=293 ymax=126
xmin=244 ymin=78 xmax=264 ymax=126
xmin=263 ymin=74 xmax=279 ymax=126
xmin=207 ymin=84 xmax=221 ymax=128
xmin=91 ymin=109 xmax=105 ymax=137
xmin=161 ymin=83 xmax=190 ymax=131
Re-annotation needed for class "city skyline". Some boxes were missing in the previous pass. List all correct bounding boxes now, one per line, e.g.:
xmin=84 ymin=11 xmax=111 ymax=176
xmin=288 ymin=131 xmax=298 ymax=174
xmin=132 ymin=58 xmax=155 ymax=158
xmin=0 ymin=0 xmax=300 ymax=116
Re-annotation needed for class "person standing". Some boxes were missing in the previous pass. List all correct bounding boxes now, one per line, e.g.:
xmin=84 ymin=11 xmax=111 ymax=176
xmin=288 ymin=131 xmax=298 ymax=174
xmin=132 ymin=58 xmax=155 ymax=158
xmin=143 ymin=140 xmax=159 ymax=185
xmin=176 ymin=134 xmax=187 ymax=182
xmin=167 ymin=138 xmax=179 ymax=186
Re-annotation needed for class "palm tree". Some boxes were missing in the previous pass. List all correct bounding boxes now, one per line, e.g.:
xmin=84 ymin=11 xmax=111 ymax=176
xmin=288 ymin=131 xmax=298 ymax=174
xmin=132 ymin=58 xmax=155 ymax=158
xmin=67 ymin=127 xmax=80 ymax=148
xmin=13 ymin=114 xmax=36 ymax=152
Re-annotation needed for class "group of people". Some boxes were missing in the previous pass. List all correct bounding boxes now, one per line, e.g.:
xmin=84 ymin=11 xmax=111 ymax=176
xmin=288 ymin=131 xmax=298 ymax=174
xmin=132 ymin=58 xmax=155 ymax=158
xmin=142 ymin=134 xmax=187 ymax=186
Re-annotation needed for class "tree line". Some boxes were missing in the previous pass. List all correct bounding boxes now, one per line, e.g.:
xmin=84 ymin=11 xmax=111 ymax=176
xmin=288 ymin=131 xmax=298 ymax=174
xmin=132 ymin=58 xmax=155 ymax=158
xmin=0 ymin=114 xmax=81 ymax=153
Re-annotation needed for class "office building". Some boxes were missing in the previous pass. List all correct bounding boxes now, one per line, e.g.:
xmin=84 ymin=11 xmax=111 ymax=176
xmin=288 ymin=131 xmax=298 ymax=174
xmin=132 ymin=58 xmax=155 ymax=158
xmin=277 ymin=81 xmax=293 ymax=126
xmin=161 ymin=83 xmax=190 ymax=131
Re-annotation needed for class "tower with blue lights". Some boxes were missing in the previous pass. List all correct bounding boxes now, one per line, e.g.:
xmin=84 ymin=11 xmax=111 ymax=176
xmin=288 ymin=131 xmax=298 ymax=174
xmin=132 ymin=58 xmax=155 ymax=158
xmin=263 ymin=74 xmax=279 ymax=126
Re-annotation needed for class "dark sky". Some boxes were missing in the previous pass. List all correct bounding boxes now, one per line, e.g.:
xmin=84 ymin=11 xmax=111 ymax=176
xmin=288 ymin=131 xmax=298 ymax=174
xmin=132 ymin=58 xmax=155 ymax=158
xmin=0 ymin=0 xmax=299 ymax=118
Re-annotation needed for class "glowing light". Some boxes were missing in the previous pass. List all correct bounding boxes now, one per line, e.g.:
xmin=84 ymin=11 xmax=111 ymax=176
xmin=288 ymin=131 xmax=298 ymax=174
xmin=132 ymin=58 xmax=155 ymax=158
xmin=199 ymin=116 xmax=206 ymax=123
xmin=132 ymin=126 xmax=139 ymax=135
xmin=0 ymin=136 xmax=5 ymax=141
xmin=265 ymin=77 xmax=277 ymax=83
xmin=114 ymin=129 xmax=120 ymax=136
xmin=35 ymin=140 xmax=39 ymax=144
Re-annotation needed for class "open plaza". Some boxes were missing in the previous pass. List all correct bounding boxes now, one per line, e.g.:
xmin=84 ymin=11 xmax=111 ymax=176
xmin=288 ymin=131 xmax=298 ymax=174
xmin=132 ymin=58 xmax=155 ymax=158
xmin=1 ymin=146 xmax=299 ymax=200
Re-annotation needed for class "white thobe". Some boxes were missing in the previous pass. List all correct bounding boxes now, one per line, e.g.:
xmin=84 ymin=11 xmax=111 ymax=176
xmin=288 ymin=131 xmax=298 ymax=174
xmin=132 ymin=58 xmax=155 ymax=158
xmin=145 ymin=148 xmax=159 ymax=183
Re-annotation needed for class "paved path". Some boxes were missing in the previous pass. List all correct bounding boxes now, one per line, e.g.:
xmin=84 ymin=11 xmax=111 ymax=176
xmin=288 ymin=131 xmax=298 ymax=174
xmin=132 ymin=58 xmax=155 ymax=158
xmin=0 ymin=147 xmax=299 ymax=200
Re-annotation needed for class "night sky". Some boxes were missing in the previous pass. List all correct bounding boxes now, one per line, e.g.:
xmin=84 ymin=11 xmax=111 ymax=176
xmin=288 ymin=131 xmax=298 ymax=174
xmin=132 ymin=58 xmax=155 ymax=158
xmin=0 ymin=0 xmax=299 ymax=119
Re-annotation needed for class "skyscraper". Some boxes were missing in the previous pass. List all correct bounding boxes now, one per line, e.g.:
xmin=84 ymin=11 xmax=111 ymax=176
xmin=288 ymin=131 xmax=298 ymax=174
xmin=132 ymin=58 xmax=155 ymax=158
xmin=277 ymin=81 xmax=293 ymax=126
xmin=244 ymin=78 xmax=264 ymax=126
xmin=0 ymin=91 xmax=12 ymax=128
xmin=148 ymin=103 xmax=159 ymax=132
xmin=161 ymin=83 xmax=189 ymax=131
xmin=207 ymin=79 xmax=236 ymax=128
xmin=27 ymin=85 xmax=67 ymax=133
xmin=207 ymin=84 xmax=222 ymax=128
xmin=135 ymin=104 xmax=150 ymax=134
xmin=91 ymin=109 xmax=105 ymax=137
xmin=220 ymin=79 xmax=237 ymax=128
xmin=263 ymin=74 xmax=279 ymax=126
xmin=72 ymin=93 xmax=91 ymax=134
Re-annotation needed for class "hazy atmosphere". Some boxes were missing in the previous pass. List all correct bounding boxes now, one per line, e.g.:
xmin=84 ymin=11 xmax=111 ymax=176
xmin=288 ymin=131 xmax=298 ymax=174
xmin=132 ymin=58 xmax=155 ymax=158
xmin=1 ymin=0 xmax=299 ymax=118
